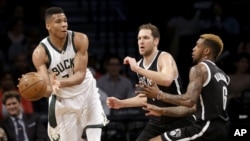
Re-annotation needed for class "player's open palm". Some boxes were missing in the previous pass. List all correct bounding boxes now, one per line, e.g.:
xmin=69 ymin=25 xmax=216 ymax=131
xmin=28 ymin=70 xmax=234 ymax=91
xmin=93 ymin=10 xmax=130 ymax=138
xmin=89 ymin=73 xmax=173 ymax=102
xmin=106 ymin=97 xmax=122 ymax=109
xmin=123 ymin=56 xmax=138 ymax=72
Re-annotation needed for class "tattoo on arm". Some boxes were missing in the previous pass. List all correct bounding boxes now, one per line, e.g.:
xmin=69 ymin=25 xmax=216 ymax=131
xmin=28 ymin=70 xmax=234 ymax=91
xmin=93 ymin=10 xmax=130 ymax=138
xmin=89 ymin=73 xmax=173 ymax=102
xmin=162 ymin=105 xmax=196 ymax=117
xmin=158 ymin=64 xmax=205 ymax=107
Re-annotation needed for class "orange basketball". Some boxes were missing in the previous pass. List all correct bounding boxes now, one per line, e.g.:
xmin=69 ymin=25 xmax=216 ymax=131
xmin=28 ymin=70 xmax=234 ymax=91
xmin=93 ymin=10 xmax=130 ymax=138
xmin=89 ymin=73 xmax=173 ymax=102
xmin=18 ymin=72 xmax=47 ymax=101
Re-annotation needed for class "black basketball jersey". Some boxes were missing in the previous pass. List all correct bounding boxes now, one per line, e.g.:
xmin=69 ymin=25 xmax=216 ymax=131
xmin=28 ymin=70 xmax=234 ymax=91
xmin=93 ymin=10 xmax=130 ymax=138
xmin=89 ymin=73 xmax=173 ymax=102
xmin=195 ymin=60 xmax=230 ymax=121
xmin=137 ymin=51 xmax=184 ymax=124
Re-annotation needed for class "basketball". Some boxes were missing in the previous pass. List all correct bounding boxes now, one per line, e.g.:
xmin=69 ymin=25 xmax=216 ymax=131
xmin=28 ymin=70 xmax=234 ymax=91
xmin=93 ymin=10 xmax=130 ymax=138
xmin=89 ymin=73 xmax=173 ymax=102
xmin=18 ymin=72 xmax=47 ymax=101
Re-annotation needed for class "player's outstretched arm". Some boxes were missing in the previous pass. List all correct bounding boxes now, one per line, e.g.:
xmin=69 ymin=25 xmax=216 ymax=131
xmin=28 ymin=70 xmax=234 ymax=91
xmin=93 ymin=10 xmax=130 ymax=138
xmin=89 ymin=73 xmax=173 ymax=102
xmin=142 ymin=102 xmax=196 ymax=117
xmin=124 ymin=52 xmax=178 ymax=86
xmin=106 ymin=94 xmax=147 ymax=109
xmin=136 ymin=63 xmax=206 ymax=108
xmin=32 ymin=44 xmax=52 ymax=97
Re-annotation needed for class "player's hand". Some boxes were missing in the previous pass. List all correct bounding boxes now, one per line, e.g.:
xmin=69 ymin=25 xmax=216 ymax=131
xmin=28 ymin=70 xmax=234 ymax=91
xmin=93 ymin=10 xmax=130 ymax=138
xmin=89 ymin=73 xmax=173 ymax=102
xmin=17 ymin=72 xmax=36 ymax=85
xmin=52 ymin=80 xmax=60 ymax=94
xmin=123 ymin=56 xmax=138 ymax=72
xmin=49 ymin=73 xmax=60 ymax=94
xmin=142 ymin=102 xmax=162 ymax=116
xmin=135 ymin=82 xmax=160 ymax=99
xmin=17 ymin=75 xmax=23 ymax=87
xmin=106 ymin=97 xmax=122 ymax=109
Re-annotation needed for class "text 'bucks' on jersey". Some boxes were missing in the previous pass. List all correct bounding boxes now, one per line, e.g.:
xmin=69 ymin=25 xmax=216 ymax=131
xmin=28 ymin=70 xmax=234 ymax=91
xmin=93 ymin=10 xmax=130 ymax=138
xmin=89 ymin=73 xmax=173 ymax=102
xmin=40 ymin=30 xmax=95 ymax=98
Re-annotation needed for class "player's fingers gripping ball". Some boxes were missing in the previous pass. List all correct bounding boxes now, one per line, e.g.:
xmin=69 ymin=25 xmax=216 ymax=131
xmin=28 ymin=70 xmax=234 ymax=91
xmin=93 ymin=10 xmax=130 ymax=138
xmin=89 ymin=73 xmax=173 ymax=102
xmin=18 ymin=72 xmax=47 ymax=101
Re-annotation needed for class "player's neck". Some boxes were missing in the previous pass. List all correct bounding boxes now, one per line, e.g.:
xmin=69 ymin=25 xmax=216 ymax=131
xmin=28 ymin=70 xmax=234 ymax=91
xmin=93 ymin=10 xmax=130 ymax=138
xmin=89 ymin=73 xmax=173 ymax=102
xmin=143 ymin=49 xmax=158 ymax=67
xmin=200 ymin=56 xmax=215 ymax=63
xmin=49 ymin=36 xmax=67 ymax=51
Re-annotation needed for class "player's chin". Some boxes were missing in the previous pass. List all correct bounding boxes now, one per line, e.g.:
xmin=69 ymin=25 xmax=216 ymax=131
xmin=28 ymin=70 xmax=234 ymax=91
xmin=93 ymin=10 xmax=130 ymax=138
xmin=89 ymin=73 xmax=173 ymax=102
xmin=60 ymin=32 xmax=67 ymax=38
xmin=138 ymin=51 xmax=144 ymax=56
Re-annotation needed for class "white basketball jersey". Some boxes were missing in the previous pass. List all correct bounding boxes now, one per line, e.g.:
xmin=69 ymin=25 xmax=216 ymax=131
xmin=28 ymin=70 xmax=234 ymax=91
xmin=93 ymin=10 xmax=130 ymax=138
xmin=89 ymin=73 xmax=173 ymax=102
xmin=40 ymin=30 xmax=94 ymax=98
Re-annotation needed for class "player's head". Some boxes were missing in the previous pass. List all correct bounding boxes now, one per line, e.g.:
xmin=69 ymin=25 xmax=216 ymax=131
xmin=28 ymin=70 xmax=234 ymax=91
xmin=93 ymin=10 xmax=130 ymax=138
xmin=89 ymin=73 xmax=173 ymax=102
xmin=44 ymin=7 xmax=68 ymax=38
xmin=137 ymin=23 xmax=160 ymax=56
xmin=192 ymin=33 xmax=223 ymax=64
xmin=2 ymin=90 xmax=22 ymax=117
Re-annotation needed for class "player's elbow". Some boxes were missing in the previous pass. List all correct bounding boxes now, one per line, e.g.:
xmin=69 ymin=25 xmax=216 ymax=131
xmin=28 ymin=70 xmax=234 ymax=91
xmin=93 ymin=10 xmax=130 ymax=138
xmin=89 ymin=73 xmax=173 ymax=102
xmin=185 ymin=100 xmax=196 ymax=108
xmin=75 ymin=72 xmax=86 ymax=84
xmin=161 ymin=78 xmax=173 ymax=87
xmin=76 ymin=75 xmax=85 ymax=85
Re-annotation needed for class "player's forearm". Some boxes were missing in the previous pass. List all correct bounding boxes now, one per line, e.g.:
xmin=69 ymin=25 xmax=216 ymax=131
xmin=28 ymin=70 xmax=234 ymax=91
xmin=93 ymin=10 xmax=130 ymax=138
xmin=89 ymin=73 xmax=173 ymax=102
xmin=136 ymin=67 xmax=173 ymax=86
xmin=157 ymin=92 xmax=194 ymax=107
xmin=38 ymin=69 xmax=53 ymax=97
xmin=161 ymin=106 xmax=196 ymax=117
xmin=59 ymin=72 xmax=85 ymax=87
xmin=120 ymin=96 xmax=147 ymax=108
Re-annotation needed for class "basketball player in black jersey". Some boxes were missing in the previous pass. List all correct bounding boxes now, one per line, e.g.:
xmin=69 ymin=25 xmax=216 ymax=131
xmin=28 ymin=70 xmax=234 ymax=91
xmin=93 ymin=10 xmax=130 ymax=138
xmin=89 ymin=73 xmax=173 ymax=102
xmin=137 ymin=33 xmax=230 ymax=141
xmin=106 ymin=23 xmax=194 ymax=141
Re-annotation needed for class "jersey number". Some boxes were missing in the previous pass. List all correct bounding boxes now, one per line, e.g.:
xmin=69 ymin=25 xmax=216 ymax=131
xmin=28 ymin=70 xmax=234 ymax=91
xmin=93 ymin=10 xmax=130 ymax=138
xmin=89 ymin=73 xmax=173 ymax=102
xmin=62 ymin=74 xmax=69 ymax=78
xmin=222 ymin=86 xmax=228 ymax=110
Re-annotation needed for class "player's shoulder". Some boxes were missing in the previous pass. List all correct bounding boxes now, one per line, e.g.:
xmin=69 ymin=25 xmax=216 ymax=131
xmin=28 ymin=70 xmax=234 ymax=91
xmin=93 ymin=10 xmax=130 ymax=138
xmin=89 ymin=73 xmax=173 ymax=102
xmin=71 ymin=31 xmax=89 ymax=50
xmin=72 ymin=31 xmax=88 ymax=45
xmin=159 ymin=51 xmax=175 ymax=60
xmin=34 ymin=43 xmax=46 ymax=53
xmin=160 ymin=51 xmax=171 ymax=55
xmin=191 ymin=62 xmax=208 ymax=74
xmin=72 ymin=31 xmax=88 ymax=40
xmin=198 ymin=60 xmax=213 ymax=70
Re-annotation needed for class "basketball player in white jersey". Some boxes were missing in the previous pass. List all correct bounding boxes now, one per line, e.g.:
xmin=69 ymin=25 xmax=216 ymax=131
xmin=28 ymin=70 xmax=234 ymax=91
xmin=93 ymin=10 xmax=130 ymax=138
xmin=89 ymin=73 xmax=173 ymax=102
xmin=31 ymin=7 xmax=108 ymax=141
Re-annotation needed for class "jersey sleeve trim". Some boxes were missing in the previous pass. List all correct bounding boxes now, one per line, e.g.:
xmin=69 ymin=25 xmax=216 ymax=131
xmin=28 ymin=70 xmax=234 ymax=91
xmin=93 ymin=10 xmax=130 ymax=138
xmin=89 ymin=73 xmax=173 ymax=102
xmin=200 ymin=62 xmax=211 ymax=87
xmin=40 ymin=42 xmax=51 ymax=68
xmin=71 ymin=31 xmax=77 ymax=53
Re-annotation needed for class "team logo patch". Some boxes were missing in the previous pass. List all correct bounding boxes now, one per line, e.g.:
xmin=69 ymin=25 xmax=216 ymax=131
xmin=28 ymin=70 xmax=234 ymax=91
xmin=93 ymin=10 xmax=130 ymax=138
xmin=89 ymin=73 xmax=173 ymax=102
xmin=169 ymin=128 xmax=182 ymax=138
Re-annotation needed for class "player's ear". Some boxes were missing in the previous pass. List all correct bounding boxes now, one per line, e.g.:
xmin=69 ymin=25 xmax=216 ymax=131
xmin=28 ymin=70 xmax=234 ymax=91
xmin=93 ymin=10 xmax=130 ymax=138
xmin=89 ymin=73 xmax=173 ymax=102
xmin=46 ymin=23 xmax=50 ymax=30
xmin=154 ymin=38 xmax=159 ymax=46
xmin=204 ymin=48 xmax=210 ymax=55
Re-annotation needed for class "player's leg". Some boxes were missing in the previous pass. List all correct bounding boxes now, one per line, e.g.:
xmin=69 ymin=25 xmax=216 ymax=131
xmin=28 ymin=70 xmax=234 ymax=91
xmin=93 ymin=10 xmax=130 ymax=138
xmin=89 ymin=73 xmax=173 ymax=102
xmin=80 ymin=76 xmax=109 ymax=141
xmin=159 ymin=120 xmax=222 ymax=141
xmin=136 ymin=122 xmax=166 ymax=141
xmin=48 ymin=96 xmax=84 ymax=141
xmin=82 ymin=98 xmax=108 ymax=141
xmin=57 ymin=112 xmax=83 ymax=141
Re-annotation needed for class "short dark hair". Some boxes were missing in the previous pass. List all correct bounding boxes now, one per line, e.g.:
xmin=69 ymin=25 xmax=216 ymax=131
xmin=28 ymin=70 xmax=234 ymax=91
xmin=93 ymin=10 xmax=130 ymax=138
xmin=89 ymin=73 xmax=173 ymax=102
xmin=138 ymin=23 xmax=160 ymax=39
xmin=2 ymin=91 xmax=21 ymax=105
xmin=44 ymin=6 xmax=64 ymax=20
